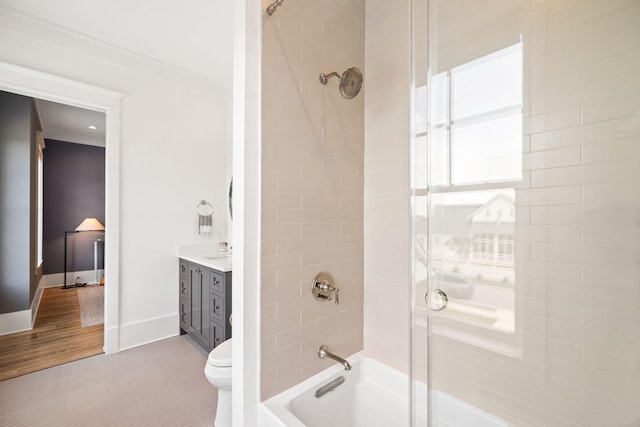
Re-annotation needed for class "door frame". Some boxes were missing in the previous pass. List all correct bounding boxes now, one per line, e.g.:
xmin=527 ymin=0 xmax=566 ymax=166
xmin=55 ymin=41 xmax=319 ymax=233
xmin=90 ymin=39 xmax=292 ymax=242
xmin=0 ymin=61 xmax=122 ymax=354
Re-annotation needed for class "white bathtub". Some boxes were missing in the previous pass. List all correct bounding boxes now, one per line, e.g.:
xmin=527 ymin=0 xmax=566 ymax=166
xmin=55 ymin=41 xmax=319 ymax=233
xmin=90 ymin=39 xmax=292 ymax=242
xmin=259 ymin=353 xmax=506 ymax=427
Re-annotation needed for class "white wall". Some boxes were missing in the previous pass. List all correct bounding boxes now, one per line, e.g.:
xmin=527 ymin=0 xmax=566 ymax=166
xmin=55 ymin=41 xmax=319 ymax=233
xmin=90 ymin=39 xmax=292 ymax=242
xmin=0 ymin=0 xmax=232 ymax=84
xmin=0 ymin=4 xmax=233 ymax=349
xmin=363 ymin=0 xmax=412 ymax=373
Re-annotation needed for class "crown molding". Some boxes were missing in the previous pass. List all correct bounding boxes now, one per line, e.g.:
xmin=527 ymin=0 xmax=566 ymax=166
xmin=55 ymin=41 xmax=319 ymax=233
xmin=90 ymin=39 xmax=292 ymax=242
xmin=0 ymin=6 xmax=228 ymax=96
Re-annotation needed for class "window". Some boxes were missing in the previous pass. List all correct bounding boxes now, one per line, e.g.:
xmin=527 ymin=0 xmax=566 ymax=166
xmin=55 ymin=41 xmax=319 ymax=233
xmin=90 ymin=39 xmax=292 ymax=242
xmin=413 ymin=44 xmax=523 ymax=350
xmin=428 ymin=43 xmax=523 ymax=187
xmin=473 ymin=233 xmax=514 ymax=266
xmin=36 ymin=132 xmax=45 ymax=268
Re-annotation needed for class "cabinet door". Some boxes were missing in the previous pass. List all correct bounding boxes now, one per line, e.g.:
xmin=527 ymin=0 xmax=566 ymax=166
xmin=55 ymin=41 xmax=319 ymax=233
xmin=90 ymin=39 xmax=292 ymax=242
xmin=192 ymin=266 xmax=211 ymax=349
xmin=211 ymin=322 xmax=225 ymax=349
xmin=179 ymin=298 xmax=191 ymax=331
xmin=188 ymin=264 xmax=201 ymax=333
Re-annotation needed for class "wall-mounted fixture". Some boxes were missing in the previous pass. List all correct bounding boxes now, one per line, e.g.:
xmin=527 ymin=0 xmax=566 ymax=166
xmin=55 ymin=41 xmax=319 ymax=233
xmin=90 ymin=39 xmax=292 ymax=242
xmin=318 ymin=344 xmax=352 ymax=370
xmin=228 ymin=177 xmax=233 ymax=220
xmin=63 ymin=217 xmax=105 ymax=289
xmin=312 ymin=272 xmax=340 ymax=304
xmin=319 ymin=67 xmax=363 ymax=99
xmin=266 ymin=0 xmax=285 ymax=15
xmin=196 ymin=200 xmax=214 ymax=237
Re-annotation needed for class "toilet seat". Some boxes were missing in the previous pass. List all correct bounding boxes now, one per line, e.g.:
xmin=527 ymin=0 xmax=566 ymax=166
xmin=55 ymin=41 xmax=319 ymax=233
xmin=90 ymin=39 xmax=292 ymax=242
xmin=207 ymin=338 xmax=232 ymax=367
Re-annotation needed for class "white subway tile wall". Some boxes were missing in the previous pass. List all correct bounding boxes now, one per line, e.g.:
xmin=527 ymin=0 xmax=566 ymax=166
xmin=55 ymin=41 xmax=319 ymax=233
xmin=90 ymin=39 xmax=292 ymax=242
xmin=261 ymin=0 xmax=365 ymax=400
xmin=426 ymin=0 xmax=640 ymax=426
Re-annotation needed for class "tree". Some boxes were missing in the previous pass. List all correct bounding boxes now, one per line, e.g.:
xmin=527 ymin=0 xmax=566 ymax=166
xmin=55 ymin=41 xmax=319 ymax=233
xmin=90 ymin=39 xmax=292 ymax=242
xmin=444 ymin=236 xmax=472 ymax=261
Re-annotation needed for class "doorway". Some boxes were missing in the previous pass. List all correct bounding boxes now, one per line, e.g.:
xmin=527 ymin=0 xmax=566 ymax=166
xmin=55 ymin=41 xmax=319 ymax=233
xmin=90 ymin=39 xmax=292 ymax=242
xmin=0 ymin=92 xmax=106 ymax=380
xmin=0 ymin=61 xmax=122 ymax=356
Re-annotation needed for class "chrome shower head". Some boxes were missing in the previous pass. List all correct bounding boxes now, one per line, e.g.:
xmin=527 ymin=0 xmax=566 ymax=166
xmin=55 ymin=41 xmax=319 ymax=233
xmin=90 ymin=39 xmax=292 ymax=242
xmin=319 ymin=67 xmax=363 ymax=99
xmin=266 ymin=0 xmax=285 ymax=15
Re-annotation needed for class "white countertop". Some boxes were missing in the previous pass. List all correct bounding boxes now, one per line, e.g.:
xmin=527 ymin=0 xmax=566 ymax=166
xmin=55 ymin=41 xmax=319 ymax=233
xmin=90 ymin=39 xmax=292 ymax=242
xmin=178 ymin=243 xmax=232 ymax=272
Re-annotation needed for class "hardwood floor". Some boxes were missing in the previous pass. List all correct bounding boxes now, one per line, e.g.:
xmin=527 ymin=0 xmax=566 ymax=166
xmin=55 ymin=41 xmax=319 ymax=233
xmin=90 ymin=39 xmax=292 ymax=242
xmin=0 ymin=286 xmax=104 ymax=381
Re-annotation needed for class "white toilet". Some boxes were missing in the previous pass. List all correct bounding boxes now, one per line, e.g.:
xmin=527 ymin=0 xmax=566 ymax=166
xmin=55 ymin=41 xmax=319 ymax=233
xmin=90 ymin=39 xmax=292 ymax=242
xmin=205 ymin=338 xmax=232 ymax=427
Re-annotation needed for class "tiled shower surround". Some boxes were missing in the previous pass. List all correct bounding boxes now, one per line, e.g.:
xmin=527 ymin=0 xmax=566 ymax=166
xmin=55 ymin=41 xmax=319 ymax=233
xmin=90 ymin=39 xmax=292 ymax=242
xmin=260 ymin=0 xmax=640 ymax=425
xmin=261 ymin=0 xmax=365 ymax=399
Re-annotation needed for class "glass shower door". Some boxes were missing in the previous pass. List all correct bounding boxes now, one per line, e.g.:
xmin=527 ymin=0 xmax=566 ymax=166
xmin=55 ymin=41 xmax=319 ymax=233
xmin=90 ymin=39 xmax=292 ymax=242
xmin=413 ymin=0 xmax=640 ymax=425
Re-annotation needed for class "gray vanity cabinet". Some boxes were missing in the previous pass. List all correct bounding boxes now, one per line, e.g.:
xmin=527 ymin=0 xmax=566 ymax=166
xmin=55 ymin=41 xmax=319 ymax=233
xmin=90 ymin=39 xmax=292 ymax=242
xmin=179 ymin=259 xmax=232 ymax=352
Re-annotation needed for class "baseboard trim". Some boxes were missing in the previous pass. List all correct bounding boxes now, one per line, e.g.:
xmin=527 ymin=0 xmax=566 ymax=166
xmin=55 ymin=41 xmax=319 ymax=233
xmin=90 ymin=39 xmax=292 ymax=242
xmin=0 ymin=310 xmax=32 ymax=336
xmin=118 ymin=313 xmax=180 ymax=352
xmin=41 ymin=270 xmax=102 ymax=288
xmin=30 ymin=287 xmax=43 ymax=325
xmin=104 ymin=325 xmax=119 ymax=354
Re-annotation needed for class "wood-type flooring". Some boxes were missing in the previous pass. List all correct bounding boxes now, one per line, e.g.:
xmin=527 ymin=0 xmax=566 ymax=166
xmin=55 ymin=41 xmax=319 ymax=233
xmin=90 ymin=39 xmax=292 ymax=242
xmin=0 ymin=286 xmax=104 ymax=381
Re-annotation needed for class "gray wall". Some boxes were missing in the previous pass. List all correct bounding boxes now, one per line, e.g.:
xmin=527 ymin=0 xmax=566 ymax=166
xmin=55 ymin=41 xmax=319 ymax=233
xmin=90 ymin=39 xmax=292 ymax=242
xmin=43 ymin=140 xmax=105 ymax=275
xmin=0 ymin=91 xmax=38 ymax=314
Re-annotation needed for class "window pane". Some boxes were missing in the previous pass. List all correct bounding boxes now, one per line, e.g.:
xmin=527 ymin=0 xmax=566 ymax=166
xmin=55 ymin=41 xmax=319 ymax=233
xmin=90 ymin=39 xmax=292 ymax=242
xmin=452 ymin=44 xmax=522 ymax=120
xmin=414 ymin=135 xmax=428 ymax=189
xmin=430 ymin=189 xmax=515 ymax=333
xmin=415 ymin=85 xmax=428 ymax=135
xmin=431 ymin=128 xmax=449 ymax=187
xmin=430 ymin=72 xmax=449 ymax=126
xmin=451 ymin=113 xmax=522 ymax=185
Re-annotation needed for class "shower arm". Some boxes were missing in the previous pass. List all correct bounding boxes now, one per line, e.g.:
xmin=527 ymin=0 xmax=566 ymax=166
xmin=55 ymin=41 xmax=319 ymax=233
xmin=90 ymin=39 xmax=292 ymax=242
xmin=266 ymin=0 xmax=285 ymax=16
xmin=319 ymin=72 xmax=341 ymax=85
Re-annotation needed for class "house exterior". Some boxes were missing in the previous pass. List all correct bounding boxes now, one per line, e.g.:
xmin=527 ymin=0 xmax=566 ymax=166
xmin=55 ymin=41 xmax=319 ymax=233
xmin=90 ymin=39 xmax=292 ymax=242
xmin=427 ymin=192 xmax=515 ymax=284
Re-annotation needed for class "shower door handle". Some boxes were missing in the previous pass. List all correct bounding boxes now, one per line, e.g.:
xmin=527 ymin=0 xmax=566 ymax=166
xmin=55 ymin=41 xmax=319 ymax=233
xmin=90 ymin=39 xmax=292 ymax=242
xmin=425 ymin=289 xmax=448 ymax=311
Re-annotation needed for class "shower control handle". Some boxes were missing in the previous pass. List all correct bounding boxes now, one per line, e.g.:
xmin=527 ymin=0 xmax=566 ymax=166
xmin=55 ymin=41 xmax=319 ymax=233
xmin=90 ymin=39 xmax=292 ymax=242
xmin=312 ymin=272 xmax=340 ymax=305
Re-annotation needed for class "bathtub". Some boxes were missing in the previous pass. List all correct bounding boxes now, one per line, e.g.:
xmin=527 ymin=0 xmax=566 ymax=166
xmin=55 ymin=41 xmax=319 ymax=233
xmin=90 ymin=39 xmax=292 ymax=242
xmin=259 ymin=352 xmax=507 ymax=427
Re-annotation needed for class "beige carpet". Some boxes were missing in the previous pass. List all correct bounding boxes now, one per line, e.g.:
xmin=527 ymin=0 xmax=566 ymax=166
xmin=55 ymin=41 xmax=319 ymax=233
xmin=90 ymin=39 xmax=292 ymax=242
xmin=77 ymin=285 xmax=104 ymax=327
xmin=0 ymin=335 xmax=217 ymax=427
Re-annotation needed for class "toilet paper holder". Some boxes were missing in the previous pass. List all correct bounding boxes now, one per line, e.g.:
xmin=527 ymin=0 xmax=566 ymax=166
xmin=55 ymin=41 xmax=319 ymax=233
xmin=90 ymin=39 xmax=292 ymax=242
xmin=312 ymin=272 xmax=340 ymax=305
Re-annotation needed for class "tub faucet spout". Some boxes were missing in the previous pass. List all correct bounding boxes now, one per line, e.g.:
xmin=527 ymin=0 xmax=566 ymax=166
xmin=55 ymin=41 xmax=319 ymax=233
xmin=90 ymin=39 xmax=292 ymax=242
xmin=318 ymin=345 xmax=352 ymax=371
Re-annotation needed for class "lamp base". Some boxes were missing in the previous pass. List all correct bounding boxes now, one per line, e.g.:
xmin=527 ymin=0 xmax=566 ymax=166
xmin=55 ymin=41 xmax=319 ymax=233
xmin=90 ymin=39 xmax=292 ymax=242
xmin=62 ymin=282 xmax=87 ymax=289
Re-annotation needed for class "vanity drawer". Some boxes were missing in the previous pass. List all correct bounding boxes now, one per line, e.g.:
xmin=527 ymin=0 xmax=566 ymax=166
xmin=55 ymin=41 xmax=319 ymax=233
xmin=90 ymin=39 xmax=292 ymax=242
xmin=210 ymin=291 xmax=225 ymax=324
xmin=179 ymin=277 xmax=189 ymax=299
xmin=179 ymin=261 xmax=188 ymax=277
xmin=209 ymin=271 xmax=225 ymax=295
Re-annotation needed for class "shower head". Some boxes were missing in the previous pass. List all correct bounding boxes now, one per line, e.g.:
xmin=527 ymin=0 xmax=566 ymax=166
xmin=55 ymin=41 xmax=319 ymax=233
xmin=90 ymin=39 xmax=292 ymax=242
xmin=319 ymin=67 xmax=363 ymax=99
xmin=266 ymin=0 xmax=285 ymax=15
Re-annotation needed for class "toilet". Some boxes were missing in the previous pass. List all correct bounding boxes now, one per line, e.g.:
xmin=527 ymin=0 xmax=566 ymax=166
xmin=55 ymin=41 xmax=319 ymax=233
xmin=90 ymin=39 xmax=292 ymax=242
xmin=205 ymin=338 xmax=232 ymax=427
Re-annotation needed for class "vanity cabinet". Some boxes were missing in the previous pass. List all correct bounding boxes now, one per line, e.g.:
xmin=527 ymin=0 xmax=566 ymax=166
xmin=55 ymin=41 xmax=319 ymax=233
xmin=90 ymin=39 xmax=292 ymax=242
xmin=179 ymin=259 xmax=232 ymax=351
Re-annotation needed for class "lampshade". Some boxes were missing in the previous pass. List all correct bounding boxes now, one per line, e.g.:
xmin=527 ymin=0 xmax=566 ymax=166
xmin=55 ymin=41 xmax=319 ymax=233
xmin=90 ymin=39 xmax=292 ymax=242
xmin=75 ymin=218 xmax=105 ymax=231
